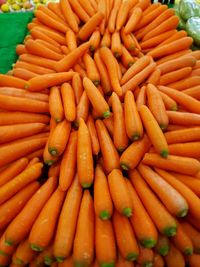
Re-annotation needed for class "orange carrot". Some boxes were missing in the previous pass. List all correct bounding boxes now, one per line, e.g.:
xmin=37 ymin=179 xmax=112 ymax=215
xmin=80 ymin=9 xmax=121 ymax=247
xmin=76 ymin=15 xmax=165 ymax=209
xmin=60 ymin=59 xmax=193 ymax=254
xmin=47 ymin=2 xmax=65 ymax=20
xmin=37 ymin=4 xmax=67 ymax=24
xmin=95 ymin=216 xmax=116 ymax=266
xmin=29 ymin=188 xmax=65 ymax=251
xmin=83 ymin=53 xmax=100 ymax=86
xmin=168 ymin=76 xmax=200 ymax=91
xmin=54 ymin=42 xmax=90 ymax=72
xmin=14 ymin=60 xmax=55 ymax=75
xmin=159 ymin=67 xmax=192 ymax=86
xmin=157 ymin=30 xmax=187 ymax=48
xmin=19 ymin=53 xmax=56 ymax=70
xmin=111 ymin=31 xmax=122 ymax=58
xmin=156 ymin=49 xmax=192 ymax=65
xmin=155 ymin=234 xmax=170 ymax=256
xmin=60 ymin=83 xmax=76 ymax=122
xmin=78 ymin=0 xmax=96 ymax=16
xmin=59 ymin=131 xmax=77 ymax=191
xmin=26 ymin=72 xmax=74 ymax=92
xmin=96 ymin=119 xmax=120 ymax=173
xmin=99 ymin=47 xmax=122 ymax=96
xmin=124 ymin=90 xmax=143 ymax=140
xmin=188 ymin=254 xmax=200 ymax=267
xmin=54 ymin=176 xmax=82 ymax=261
xmin=73 ymin=190 xmax=94 ymax=267
xmin=0 ymin=74 xmax=26 ymax=89
xmin=100 ymin=28 xmax=111 ymax=47
xmin=137 ymin=245 xmax=154 ymax=266
xmin=0 ymin=157 xmax=28 ymax=187
xmin=116 ymin=253 xmax=134 ymax=267
xmin=181 ymin=222 xmax=200 ymax=254
xmin=75 ymin=91 xmax=90 ymax=127
xmin=31 ymin=27 xmax=60 ymax=47
xmin=4 ymin=176 xmax=57 ymax=246
xmin=121 ymin=45 xmax=135 ymax=68
xmin=164 ymin=243 xmax=185 ymax=267
xmin=138 ymin=163 xmax=188 ymax=217
xmin=168 ymin=142 xmax=200 ymax=158
xmin=94 ymin=164 xmax=113 ymax=220
xmin=108 ymin=169 xmax=132 ymax=217
xmin=108 ymin=0 xmax=122 ymax=33
xmin=34 ymin=39 xmax=62 ymax=54
xmin=120 ymin=27 xmax=136 ymax=51
xmin=159 ymin=92 xmax=178 ymax=111
xmin=146 ymin=69 xmax=161 ymax=85
xmin=113 ymin=211 xmax=139 ymax=261
xmin=48 ymin=160 xmax=60 ymax=178
xmin=12 ymin=68 xmax=37 ymax=80
xmin=0 ymin=182 xmax=39 ymax=230
xmin=166 ymin=111 xmax=200 ymax=126
xmin=126 ymin=179 xmax=158 ymax=248
xmin=136 ymin=85 xmax=146 ymax=109
xmin=68 ymin=0 xmax=90 ymax=23
xmin=89 ymin=30 xmax=101 ymax=52
xmin=0 ymin=232 xmax=16 ymax=256
xmin=48 ymin=120 xmax=71 ymax=156
xmin=87 ymin=115 xmax=100 ymax=156
xmin=130 ymin=169 xmax=177 ymax=237
xmin=49 ymin=86 xmax=64 ymax=123
xmin=165 ymin=127 xmax=200 ymax=144
xmin=72 ymin=73 xmax=83 ymax=105
xmin=16 ymin=44 xmax=27 ymax=55
xmin=139 ymin=105 xmax=169 ymax=157
xmin=77 ymin=118 xmax=94 ymax=188
xmin=13 ymin=238 xmax=37 ymax=265
xmin=124 ymin=7 xmax=142 ymax=34
xmin=153 ymin=253 xmax=165 ymax=267
xmin=32 ymin=26 xmax=66 ymax=45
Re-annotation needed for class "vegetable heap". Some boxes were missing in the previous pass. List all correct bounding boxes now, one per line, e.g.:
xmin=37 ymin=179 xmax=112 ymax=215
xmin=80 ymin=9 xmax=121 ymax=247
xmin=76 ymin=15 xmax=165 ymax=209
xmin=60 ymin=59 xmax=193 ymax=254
xmin=0 ymin=0 xmax=200 ymax=266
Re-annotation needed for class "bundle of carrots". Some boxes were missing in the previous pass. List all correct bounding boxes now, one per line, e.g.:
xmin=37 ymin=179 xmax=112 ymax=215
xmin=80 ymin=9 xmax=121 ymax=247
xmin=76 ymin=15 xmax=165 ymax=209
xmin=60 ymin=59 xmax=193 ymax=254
xmin=0 ymin=0 xmax=200 ymax=266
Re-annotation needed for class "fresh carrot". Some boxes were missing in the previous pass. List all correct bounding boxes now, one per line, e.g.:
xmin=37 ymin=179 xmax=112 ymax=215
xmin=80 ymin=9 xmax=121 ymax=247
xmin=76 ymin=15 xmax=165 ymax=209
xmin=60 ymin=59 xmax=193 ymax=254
xmin=13 ymin=238 xmax=37 ymax=265
xmin=115 ymin=253 xmax=134 ymax=267
xmin=29 ymin=188 xmax=65 ymax=251
xmin=135 ymin=85 xmax=146 ymax=109
xmin=34 ymin=39 xmax=62 ymax=54
xmin=158 ymin=86 xmax=200 ymax=114
xmin=19 ymin=53 xmax=56 ymax=70
xmin=159 ymin=92 xmax=178 ymax=111
xmin=25 ymin=71 xmax=74 ymax=91
xmin=72 ymin=73 xmax=83 ymax=105
xmin=59 ymin=0 xmax=78 ymax=32
xmin=49 ymin=86 xmax=64 ymax=123
xmin=100 ymin=28 xmax=111 ymax=47
xmin=0 ymin=182 xmax=39 ymax=230
xmin=180 ymin=222 xmax=200 ymax=254
xmin=108 ymin=169 xmax=132 ymax=217
xmin=0 ymin=163 xmax=43 ymax=205
xmin=155 ymin=169 xmax=200 ymax=220
xmin=146 ymin=68 xmax=161 ymax=85
xmin=75 ymin=91 xmax=90 ymax=127
xmin=156 ymin=49 xmax=192 ymax=65
xmin=0 ymin=232 xmax=16 ymax=256
xmin=124 ymin=7 xmax=142 ymax=34
xmin=153 ymin=253 xmax=165 ymax=267
xmin=121 ymin=45 xmax=135 ymax=68
xmin=58 ymin=256 xmax=73 ymax=267
xmin=47 ymin=2 xmax=65 ymax=20
xmin=113 ymin=211 xmax=139 ymax=261
xmin=73 ymin=190 xmax=94 ymax=267
xmin=94 ymin=164 xmax=113 ymax=220
xmin=168 ymin=76 xmax=200 ymax=91
xmin=0 ymin=74 xmax=27 ymax=88
xmin=83 ymin=54 xmax=100 ymax=86
xmin=77 ymin=118 xmax=94 ymax=188
xmin=126 ymin=179 xmax=158 ymax=248
xmin=48 ymin=160 xmax=60 ymax=178
xmin=168 ymin=142 xmax=200 ymax=158
xmin=111 ymin=31 xmax=122 ymax=58
xmin=26 ymin=148 xmax=44 ymax=160
xmin=68 ymin=0 xmax=90 ymax=23
xmin=60 ymin=83 xmax=76 ymax=122
xmin=86 ymin=115 xmax=100 ymax=156
xmin=188 ymin=254 xmax=200 ymax=267
xmin=164 ymin=242 xmax=185 ymax=267
xmin=130 ymin=169 xmax=177 ymax=237
xmin=78 ymin=0 xmax=95 ymax=16
xmin=48 ymin=120 xmax=71 ymax=156
xmin=14 ymin=60 xmax=55 ymax=75
xmin=37 ymin=5 xmax=67 ymax=25
xmin=108 ymin=0 xmax=122 ymax=33
xmin=159 ymin=67 xmax=192 ymax=85
xmin=54 ymin=42 xmax=90 ymax=72
xmin=130 ymin=90 xmax=147 ymax=138
xmin=55 ymin=176 xmax=82 ymax=262
xmin=157 ymin=30 xmax=187 ymax=48
xmin=12 ymin=68 xmax=37 ymax=80
xmin=95 ymin=119 xmax=120 ymax=173
xmin=73 ymin=63 xmax=87 ymax=78
xmin=166 ymin=111 xmax=200 ymax=126
xmin=137 ymin=245 xmax=154 ymax=267
xmin=89 ymin=30 xmax=101 ymax=52
xmin=165 ymin=127 xmax=200 ymax=144
xmin=155 ymin=234 xmax=170 ymax=256
xmin=0 ymin=253 xmax=11 ymax=266
xmin=120 ymin=27 xmax=136 ymax=51
xmin=4 ymin=176 xmax=57 ymax=246
xmin=139 ymin=105 xmax=169 ymax=157
xmin=59 ymin=131 xmax=77 ymax=191
xmin=16 ymin=44 xmax=27 ymax=55
xmin=98 ymin=0 xmax=106 ymax=34
xmin=138 ymin=163 xmax=188 ymax=217
xmin=95 ymin=216 xmax=116 ymax=266
xmin=0 ymin=157 xmax=28 ymax=187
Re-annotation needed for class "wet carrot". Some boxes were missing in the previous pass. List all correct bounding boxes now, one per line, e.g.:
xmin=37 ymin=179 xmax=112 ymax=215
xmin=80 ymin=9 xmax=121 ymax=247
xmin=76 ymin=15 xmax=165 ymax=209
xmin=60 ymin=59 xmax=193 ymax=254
xmin=55 ymin=176 xmax=82 ymax=261
xmin=0 ymin=74 xmax=26 ymax=89
xmin=59 ymin=131 xmax=77 ymax=191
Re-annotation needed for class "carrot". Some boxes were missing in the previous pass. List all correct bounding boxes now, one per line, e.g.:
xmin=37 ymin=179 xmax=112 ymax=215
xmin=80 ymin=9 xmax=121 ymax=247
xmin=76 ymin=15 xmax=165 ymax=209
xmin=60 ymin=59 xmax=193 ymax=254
xmin=48 ymin=120 xmax=71 ymax=156
xmin=180 ymin=222 xmax=200 ymax=254
xmin=130 ymin=169 xmax=177 ymax=237
xmin=0 ymin=158 xmax=28 ymax=187
xmin=34 ymin=39 xmax=62 ymax=54
xmin=77 ymin=118 xmax=94 ymax=188
xmin=37 ymin=5 xmax=67 ymax=24
xmin=141 ymin=1 xmax=161 ymax=16
xmin=49 ymin=86 xmax=64 ymax=123
xmin=168 ymin=142 xmax=200 ymax=158
xmin=0 ymin=182 xmax=39 ymax=230
xmin=0 ymin=74 xmax=26 ymax=89
xmin=120 ymin=27 xmax=136 ymax=51
xmin=14 ymin=60 xmax=55 ymax=75
xmin=55 ymin=176 xmax=82 ymax=262
xmin=99 ymin=47 xmax=122 ymax=96
xmin=47 ymin=2 xmax=65 ymax=20
xmin=73 ymin=63 xmax=87 ymax=78
xmin=159 ymin=67 xmax=192 ymax=86
xmin=58 ymin=256 xmax=73 ymax=267
xmin=168 ymin=76 xmax=200 ymax=91
xmin=139 ymin=105 xmax=169 ymax=157
xmin=110 ymin=31 xmax=122 ymax=58
xmin=75 ymin=91 xmax=90 ymax=127
xmin=96 ymin=119 xmax=120 ymax=173
xmin=108 ymin=0 xmax=122 ymax=33
xmin=153 ymin=253 xmax=164 ymax=267
xmin=157 ymin=30 xmax=187 ymax=48
xmin=89 ymin=30 xmax=101 ymax=52
xmin=48 ymin=161 xmax=60 ymax=178
xmin=135 ymin=0 xmax=150 ymax=10
xmin=158 ymin=86 xmax=200 ymax=114
xmin=29 ymin=188 xmax=65 ymax=251
xmin=86 ymin=116 xmax=99 ymax=157
xmin=12 ymin=68 xmax=37 ymax=80
xmin=4 ymin=176 xmax=57 ymax=246
xmin=55 ymin=42 xmax=90 ymax=72
xmin=68 ymin=0 xmax=90 ymax=23
xmin=138 ymin=163 xmax=188 ymax=217
xmin=59 ymin=131 xmax=77 ymax=191
xmin=19 ymin=53 xmax=56 ymax=70
xmin=165 ymin=127 xmax=200 ymax=144
xmin=155 ymin=169 xmax=200 ymax=220
xmin=72 ymin=73 xmax=83 ymax=105
xmin=135 ymin=86 xmax=146 ymax=109
xmin=126 ymin=179 xmax=158 ymax=248
xmin=122 ymin=62 xmax=156 ymax=94
xmin=0 ymin=163 xmax=43 ymax=205
xmin=95 ymin=216 xmax=116 ymax=266
xmin=83 ymin=54 xmax=100 ymax=86
xmin=121 ymin=45 xmax=135 ymax=68
xmin=108 ymin=169 xmax=132 ymax=217
xmin=124 ymin=7 xmax=142 ymax=34
xmin=116 ymin=253 xmax=134 ymax=267
xmin=73 ymin=190 xmax=94 ymax=267
xmin=146 ymin=69 xmax=160 ymax=86
xmin=113 ymin=211 xmax=139 ymax=261
xmin=154 ymin=234 xmax=169 ymax=256
xmin=94 ymin=164 xmax=113 ymax=220
xmin=78 ymin=0 xmax=95 ymax=16
xmin=164 ymin=243 xmax=185 ymax=267
xmin=16 ymin=44 xmax=27 ymax=55
xmin=156 ymin=49 xmax=192 ymax=65
xmin=100 ymin=28 xmax=111 ymax=48
xmin=36 ymin=243 xmax=54 ymax=266
xmin=159 ymin=92 xmax=178 ymax=111
xmin=0 ymin=253 xmax=11 ymax=266
xmin=60 ymin=83 xmax=76 ymax=122
xmin=148 ymin=37 xmax=193 ymax=59
xmin=166 ymin=111 xmax=200 ymax=126
xmin=137 ymin=245 xmax=154 ymax=266
xmin=188 ymin=254 xmax=200 ymax=267
xmin=0 ymin=232 xmax=16 ymax=256
xmin=94 ymin=50 xmax=112 ymax=95
xmin=65 ymin=29 xmax=77 ymax=52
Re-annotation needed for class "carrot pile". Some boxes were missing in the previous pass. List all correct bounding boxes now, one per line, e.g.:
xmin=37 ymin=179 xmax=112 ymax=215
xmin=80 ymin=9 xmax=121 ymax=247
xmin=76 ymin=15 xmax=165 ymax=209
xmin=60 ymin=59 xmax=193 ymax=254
xmin=0 ymin=0 xmax=200 ymax=266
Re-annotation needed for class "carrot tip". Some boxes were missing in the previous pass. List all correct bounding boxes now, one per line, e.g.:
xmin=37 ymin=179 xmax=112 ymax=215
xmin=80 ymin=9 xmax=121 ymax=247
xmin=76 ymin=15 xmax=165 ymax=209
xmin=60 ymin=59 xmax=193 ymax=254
xmin=140 ymin=238 xmax=157 ymax=248
xmin=126 ymin=252 xmax=138 ymax=261
xmin=44 ymin=256 xmax=54 ymax=265
xmin=177 ymin=208 xmax=188 ymax=218
xmin=14 ymin=258 xmax=24 ymax=265
xmin=160 ymin=150 xmax=169 ymax=158
xmin=49 ymin=148 xmax=59 ymax=156
xmin=93 ymin=80 xmax=100 ymax=86
xmin=120 ymin=163 xmax=129 ymax=171
xmin=184 ymin=247 xmax=193 ymax=255
xmin=100 ymin=263 xmax=115 ymax=267
xmin=132 ymin=134 xmax=141 ymax=141
xmin=117 ymin=147 xmax=126 ymax=153
xmin=5 ymin=240 xmax=13 ymax=246
xmin=44 ymin=160 xmax=55 ymax=166
xmin=103 ymin=110 xmax=111 ymax=119
xmin=160 ymin=124 xmax=168 ymax=131
xmin=114 ymin=52 xmax=120 ymax=58
xmin=122 ymin=207 xmax=132 ymax=217
xmin=162 ymin=226 xmax=177 ymax=237
xmin=0 ymin=250 xmax=8 ymax=257
xmin=99 ymin=210 xmax=111 ymax=220
xmin=158 ymin=245 xmax=169 ymax=256
xmin=81 ymin=182 xmax=92 ymax=188
xmin=56 ymin=256 xmax=65 ymax=263
xmin=31 ymin=244 xmax=43 ymax=252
